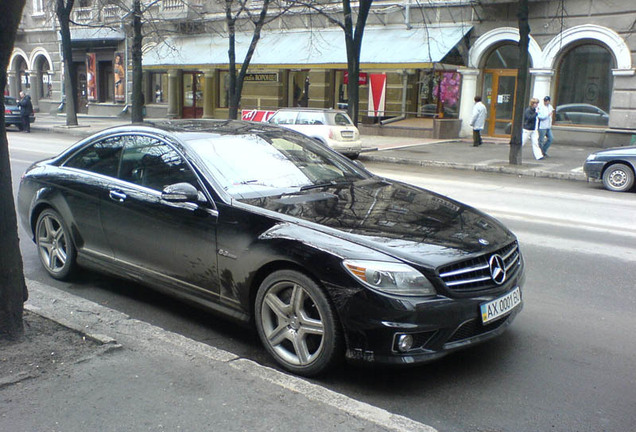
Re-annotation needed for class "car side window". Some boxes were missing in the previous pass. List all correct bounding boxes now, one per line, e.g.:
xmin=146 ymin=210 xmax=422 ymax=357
xmin=297 ymin=112 xmax=323 ymax=125
xmin=118 ymin=135 xmax=199 ymax=192
xmin=270 ymin=111 xmax=297 ymax=125
xmin=64 ymin=136 xmax=124 ymax=177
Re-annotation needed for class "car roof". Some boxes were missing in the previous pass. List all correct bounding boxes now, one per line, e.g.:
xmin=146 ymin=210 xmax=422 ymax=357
xmin=92 ymin=119 xmax=291 ymax=137
xmin=274 ymin=108 xmax=347 ymax=114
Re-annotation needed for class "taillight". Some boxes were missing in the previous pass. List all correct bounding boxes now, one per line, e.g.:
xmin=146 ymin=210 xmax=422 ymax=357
xmin=329 ymin=128 xmax=335 ymax=139
xmin=4 ymin=109 xmax=10 ymax=115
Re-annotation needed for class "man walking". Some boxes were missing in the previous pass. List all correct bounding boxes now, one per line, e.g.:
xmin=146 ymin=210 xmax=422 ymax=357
xmin=18 ymin=91 xmax=33 ymax=133
xmin=538 ymin=96 xmax=554 ymax=157
xmin=469 ymin=95 xmax=487 ymax=147
xmin=522 ymin=98 xmax=544 ymax=160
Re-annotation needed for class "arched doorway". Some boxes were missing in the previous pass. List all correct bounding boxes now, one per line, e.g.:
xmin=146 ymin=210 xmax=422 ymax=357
xmin=482 ymin=44 xmax=521 ymax=137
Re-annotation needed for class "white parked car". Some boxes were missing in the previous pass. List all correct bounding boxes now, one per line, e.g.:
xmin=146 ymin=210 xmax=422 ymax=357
xmin=268 ymin=108 xmax=362 ymax=158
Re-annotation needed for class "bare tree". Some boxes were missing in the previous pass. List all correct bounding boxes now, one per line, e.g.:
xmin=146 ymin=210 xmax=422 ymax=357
xmin=224 ymin=0 xmax=274 ymax=120
xmin=1 ymin=0 xmax=28 ymax=341
xmin=509 ymin=0 xmax=530 ymax=165
xmin=56 ymin=0 xmax=79 ymax=126
xmin=290 ymin=0 xmax=372 ymax=126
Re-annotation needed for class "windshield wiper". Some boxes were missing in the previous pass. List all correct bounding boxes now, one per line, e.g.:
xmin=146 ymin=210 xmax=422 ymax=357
xmin=299 ymin=179 xmax=354 ymax=191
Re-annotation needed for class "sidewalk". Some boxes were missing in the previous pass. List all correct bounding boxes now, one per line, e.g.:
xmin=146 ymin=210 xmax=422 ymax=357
xmin=29 ymin=113 xmax=600 ymax=182
xmin=0 ymin=280 xmax=436 ymax=432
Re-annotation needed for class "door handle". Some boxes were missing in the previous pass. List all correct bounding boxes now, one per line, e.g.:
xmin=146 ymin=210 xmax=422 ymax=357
xmin=109 ymin=190 xmax=127 ymax=202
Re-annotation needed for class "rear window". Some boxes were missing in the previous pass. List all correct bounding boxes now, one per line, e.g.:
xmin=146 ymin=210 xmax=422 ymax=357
xmin=4 ymin=97 xmax=17 ymax=105
xmin=332 ymin=113 xmax=352 ymax=126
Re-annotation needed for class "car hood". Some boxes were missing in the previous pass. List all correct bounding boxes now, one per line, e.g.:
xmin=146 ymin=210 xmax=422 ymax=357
xmin=240 ymin=179 xmax=515 ymax=268
xmin=592 ymin=146 xmax=636 ymax=157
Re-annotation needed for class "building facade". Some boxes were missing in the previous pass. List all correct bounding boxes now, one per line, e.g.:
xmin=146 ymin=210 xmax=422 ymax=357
xmin=8 ymin=0 xmax=636 ymax=146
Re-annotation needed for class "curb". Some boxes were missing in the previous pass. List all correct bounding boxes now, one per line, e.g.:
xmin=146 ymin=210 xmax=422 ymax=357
xmin=359 ymin=153 xmax=588 ymax=182
xmin=24 ymin=279 xmax=438 ymax=432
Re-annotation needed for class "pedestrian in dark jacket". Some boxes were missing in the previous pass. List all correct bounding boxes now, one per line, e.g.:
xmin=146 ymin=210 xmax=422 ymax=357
xmin=522 ymin=98 xmax=543 ymax=160
xmin=18 ymin=91 xmax=33 ymax=133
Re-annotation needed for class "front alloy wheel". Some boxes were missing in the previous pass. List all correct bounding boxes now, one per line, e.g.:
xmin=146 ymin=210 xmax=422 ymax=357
xmin=255 ymin=270 xmax=342 ymax=376
xmin=35 ymin=208 xmax=76 ymax=280
xmin=602 ymin=163 xmax=635 ymax=192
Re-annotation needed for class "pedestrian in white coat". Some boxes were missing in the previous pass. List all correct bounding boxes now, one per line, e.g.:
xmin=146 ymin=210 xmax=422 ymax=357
xmin=469 ymin=95 xmax=487 ymax=147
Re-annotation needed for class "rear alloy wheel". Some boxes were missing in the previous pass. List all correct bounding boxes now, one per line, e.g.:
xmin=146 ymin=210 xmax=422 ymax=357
xmin=602 ymin=163 xmax=635 ymax=192
xmin=35 ymin=208 xmax=77 ymax=280
xmin=255 ymin=270 xmax=342 ymax=376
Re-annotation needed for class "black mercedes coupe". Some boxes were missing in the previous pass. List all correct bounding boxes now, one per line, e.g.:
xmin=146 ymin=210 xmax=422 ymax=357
xmin=18 ymin=120 xmax=524 ymax=376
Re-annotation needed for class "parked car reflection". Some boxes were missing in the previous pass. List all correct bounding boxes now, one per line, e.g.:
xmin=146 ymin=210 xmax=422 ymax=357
xmin=555 ymin=103 xmax=609 ymax=126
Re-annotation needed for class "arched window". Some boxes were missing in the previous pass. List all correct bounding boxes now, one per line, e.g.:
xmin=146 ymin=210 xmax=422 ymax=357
xmin=555 ymin=44 xmax=614 ymax=126
xmin=484 ymin=45 xmax=520 ymax=69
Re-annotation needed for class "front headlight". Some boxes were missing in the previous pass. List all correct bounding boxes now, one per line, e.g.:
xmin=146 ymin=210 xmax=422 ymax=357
xmin=586 ymin=154 xmax=597 ymax=161
xmin=342 ymin=259 xmax=437 ymax=297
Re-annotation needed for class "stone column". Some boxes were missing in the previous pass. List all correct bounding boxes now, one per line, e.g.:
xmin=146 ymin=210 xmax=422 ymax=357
xmin=202 ymin=69 xmax=216 ymax=119
xmin=458 ymin=68 xmax=480 ymax=138
xmin=530 ymin=68 xmax=554 ymax=100
xmin=7 ymin=71 xmax=18 ymax=97
xmin=167 ymin=69 xmax=180 ymax=119
xmin=28 ymin=69 xmax=41 ymax=112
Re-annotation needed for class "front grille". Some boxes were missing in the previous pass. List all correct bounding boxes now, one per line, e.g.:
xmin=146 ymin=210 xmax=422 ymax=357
xmin=438 ymin=241 xmax=520 ymax=293
xmin=446 ymin=316 xmax=509 ymax=344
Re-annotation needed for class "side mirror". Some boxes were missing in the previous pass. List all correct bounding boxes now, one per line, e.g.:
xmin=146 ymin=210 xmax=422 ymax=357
xmin=162 ymin=182 xmax=200 ymax=203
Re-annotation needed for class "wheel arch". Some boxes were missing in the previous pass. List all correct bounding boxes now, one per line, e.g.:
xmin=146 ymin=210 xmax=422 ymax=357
xmin=601 ymin=159 xmax=636 ymax=177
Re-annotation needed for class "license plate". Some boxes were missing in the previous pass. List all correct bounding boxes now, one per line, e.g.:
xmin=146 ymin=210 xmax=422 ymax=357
xmin=341 ymin=131 xmax=354 ymax=139
xmin=480 ymin=287 xmax=521 ymax=324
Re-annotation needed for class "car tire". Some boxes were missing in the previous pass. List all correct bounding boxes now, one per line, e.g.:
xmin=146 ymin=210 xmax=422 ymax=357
xmin=255 ymin=269 xmax=343 ymax=376
xmin=602 ymin=163 xmax=635 ymax=192
xmin=35 ymin=208 xmax=77 ymax=280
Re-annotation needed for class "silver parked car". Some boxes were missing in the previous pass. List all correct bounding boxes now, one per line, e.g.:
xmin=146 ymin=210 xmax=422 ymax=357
xmin=268 ymin=108 xmax=362 ymax=159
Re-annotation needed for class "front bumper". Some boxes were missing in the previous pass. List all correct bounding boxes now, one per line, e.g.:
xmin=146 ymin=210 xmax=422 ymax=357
xmin=583 ymin=160 xmax=604 ymax=180
xmin=332 ymin=261 xmax=525 ymax=366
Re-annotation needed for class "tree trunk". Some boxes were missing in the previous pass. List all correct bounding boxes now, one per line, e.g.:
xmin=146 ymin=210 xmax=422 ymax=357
xmin=342 ymin=0 xmax=372 ymax=126
xmin=56 ymin=0 xmax=78 ymax=127
xmin=509 ymin=0 xmax=530 ymax=165
xmin=0 ymin=0 xmax=28 ymax=341
xmin=131 ymin=0 xmax=144 ymax=123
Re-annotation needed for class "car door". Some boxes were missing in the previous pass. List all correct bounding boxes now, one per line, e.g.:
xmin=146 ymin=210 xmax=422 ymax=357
xmin=99 ymin=134 xmax=220 ymax=299
xmin=60 ymin=135 xmax=125 ymax=260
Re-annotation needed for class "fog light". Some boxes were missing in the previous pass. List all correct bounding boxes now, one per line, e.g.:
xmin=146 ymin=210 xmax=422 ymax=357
xmin=397 ymin=334 xmax=414 ymax=352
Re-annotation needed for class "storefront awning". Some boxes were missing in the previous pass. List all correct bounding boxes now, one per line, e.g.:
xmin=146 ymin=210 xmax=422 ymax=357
xmin=144 ymin=24 xmax=472 ymax=69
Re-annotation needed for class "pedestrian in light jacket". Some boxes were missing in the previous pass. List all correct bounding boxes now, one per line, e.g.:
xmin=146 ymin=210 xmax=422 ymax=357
xmin=469 ymin=95 xmax=487 ymax=147
xmin=538 ymin=96 xmax=555 ymax=157
xmin=522 ymin=98 xmax=544 ymax=160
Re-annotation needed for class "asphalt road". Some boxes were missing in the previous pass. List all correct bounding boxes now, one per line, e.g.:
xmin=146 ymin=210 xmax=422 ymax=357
xmin=8 ymin=131 xmax=636 ymax=432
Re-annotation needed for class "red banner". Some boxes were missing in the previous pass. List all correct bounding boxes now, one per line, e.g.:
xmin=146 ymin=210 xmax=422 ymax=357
xmin=241 ymin=109 xmax=276 ymax=122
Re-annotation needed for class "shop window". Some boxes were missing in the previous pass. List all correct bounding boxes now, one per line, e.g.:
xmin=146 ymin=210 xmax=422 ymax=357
xmin=418 ymin=70 xmax=460 ymax=119
xmin=151 ymin=72 xmax=167 ymax=103
xmin=219 ymin=71 xmax=230 ymax=108
xmin=555 ymin=44 xmax=614 ymax=127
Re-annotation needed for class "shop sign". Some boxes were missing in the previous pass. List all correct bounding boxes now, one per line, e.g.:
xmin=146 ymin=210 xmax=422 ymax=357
xmin=343 ymin=72 xmax=368 ymax=85
xmin=244 ymin=73 xmax=278 ymax=82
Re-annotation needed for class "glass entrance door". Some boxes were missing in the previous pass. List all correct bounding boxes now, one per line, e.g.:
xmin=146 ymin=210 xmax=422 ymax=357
xmin=483 ymin=69 xmax=517 ymax=137
xmin=182 ymin=72 xmax=203 ymax=119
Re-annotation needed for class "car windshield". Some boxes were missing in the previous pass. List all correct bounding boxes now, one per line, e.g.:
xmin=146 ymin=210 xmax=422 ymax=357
xmin=185 ymin=133 xmax=369 ymax=199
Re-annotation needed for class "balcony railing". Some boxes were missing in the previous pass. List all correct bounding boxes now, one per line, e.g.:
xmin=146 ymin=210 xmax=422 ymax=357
xmin=73 ymin=7 xmax=93 ymax=23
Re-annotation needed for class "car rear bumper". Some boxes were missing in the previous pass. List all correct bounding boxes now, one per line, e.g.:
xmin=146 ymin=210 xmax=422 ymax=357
xmin=328 ymin=139 xmax=362 ymax=155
